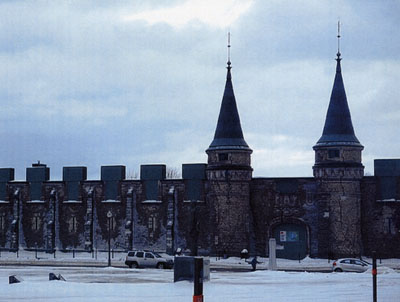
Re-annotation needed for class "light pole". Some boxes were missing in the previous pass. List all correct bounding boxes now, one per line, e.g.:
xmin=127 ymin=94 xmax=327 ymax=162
xmin=107 ymin=211 xmax=112 ymax=267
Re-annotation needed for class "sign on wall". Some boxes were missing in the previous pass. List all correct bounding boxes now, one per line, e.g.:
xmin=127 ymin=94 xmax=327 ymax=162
xmin=280 ymin=230 xmax=299 ymax=242
xmin=280 ymin=231 xmax=286 ymax=242
xmin=287 ymin=231 xmax=299 ymax=242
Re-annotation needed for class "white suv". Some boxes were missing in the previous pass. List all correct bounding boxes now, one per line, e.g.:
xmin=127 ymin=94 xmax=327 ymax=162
xmin=125 ymin=250 xmax=173 ymax=269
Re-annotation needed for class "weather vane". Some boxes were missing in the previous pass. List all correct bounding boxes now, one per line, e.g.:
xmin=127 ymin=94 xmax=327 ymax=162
xmin=227 ymin=32 xmax=231 ymax=66
xmin=337 ymin=20 xmax=341 ymax=58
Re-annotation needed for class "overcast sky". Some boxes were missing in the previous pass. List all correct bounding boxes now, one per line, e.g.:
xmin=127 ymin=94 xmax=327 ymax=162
xmin=1 ymin=0 xmax=399 ymax=180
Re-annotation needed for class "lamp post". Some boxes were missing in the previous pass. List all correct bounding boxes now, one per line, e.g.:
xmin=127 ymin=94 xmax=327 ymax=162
xmin=107 ymin=211 xmax=112 ymax=267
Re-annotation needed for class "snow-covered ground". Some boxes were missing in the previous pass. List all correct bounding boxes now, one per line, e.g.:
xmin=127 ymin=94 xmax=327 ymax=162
xmin=0 ymin=265 xmax=399 ymax=301
xmin=0 ymin=251 xmax=399 ymax=301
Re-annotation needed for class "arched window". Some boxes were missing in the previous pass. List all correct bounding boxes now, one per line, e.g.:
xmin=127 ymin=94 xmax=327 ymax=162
xmin=328 ymin=149 xmax=340 ymax=159
xmin=148 ymin=215 xmax=157 ymax=238
xmin=68 ymin=216 xmax=78 ymax=233
xmin=0 ymin=214 xmax=5 ymax=231
xmin=32 ymin=214 xmax=41 ymax=231
xmin=148 ymin=215 xmax=156 ymax=231
xmin=384 ymin=218 xmax=395 ymax=235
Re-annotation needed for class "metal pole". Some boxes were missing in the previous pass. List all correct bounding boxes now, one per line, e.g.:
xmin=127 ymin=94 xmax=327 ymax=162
xmin=108 ymin=216 xmax=111 ymax=267
xmin=372 ymin=251 xmax=377 ymax=302
xmin=193 ymin=257 xmax=204 ymax=302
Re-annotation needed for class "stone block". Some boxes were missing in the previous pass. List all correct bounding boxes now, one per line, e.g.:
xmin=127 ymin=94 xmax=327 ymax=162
xmin=63 ymin=166 xmax=87 ymax=181
xmin=49 ymin=273 xmax=66 ymax=281
xmin=101 ymin=166 xmax=126 ymax=181
xmin=27 ymin=165 xmax=50 ymax=182
xmin=9 ymin=275 xmax=23 ymax=284
xmin=182 ymin=164 xmax=206 ymax=180
xmin=374 ymin=159 xmax=400 ymax=176
xmin=0 ymin=168 xmax=14 ymax=182
xmin=173 ymin=256 xmax=210 ymax=282
xmin=140 ymin=165 xmax=166 ymax=180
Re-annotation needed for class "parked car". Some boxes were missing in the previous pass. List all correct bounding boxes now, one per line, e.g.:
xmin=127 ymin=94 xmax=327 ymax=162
xmin=332 ymin=258 xmax=371 ymax=272
xmin=125 ymin=250 xmax=174 ymax=269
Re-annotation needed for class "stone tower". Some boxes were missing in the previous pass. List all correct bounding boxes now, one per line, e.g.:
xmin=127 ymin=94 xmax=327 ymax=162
xmin=206 ymin=58 xmax=253 ymax=256
xmin=313 ymin=45 xmax=364 ymax=258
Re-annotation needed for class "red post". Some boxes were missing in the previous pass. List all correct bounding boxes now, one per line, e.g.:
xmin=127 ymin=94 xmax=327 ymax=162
xmin=193 ymin=257 xmax=204 ymax=302
xmin=193 ymin=296 xmax=203 ymax=302
xmin=372 ymin=251 xmax=377 ymax=302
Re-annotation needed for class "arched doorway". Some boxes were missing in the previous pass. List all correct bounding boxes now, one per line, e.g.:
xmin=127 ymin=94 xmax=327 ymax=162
xmin=272 ymin=223 xmax=307 ymax=260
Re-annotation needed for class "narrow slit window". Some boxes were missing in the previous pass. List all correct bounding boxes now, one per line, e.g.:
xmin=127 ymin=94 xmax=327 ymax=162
xmin=218 ymin=153 xmax=229 ymax=161
xmin=0 ymin=215 xmax=5 ymax=231
xmin=32 ymin=214 xmax=41 ymax=231
xmin=328 ymin=149 xmax=340 ymax=159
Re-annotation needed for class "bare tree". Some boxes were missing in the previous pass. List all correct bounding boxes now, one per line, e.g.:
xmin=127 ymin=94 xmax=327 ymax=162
xmin=166 ymin=167 xmax=181 ymax=179
xmin=127 ymin=169 xmax=139 ymax=179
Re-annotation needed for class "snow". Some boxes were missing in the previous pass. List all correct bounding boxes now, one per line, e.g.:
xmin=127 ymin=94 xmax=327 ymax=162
xmin=141 ymin=200 xmax=162 ymax=203
xmin=0 ymin=265 xmax=399 ymax=301
xmin=62 ymin=200 xmax=82 ymax=203
xmin=377 ymin=199 xmax=400 ymax=202
xmin=0 ymin=253 xmax=399 ymax=301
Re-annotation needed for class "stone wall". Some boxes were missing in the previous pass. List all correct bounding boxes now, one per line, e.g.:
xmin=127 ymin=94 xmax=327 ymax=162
xmin=318 ymin=180 xmax=362 ymax=258
xmin=0 ymin=175 xmax=212 ymax=255
xmin=361 ymin=176 xmax=400 ymax=258
xmin=250 ymin=178 xmax=319 ymax=257
xmin=0 ymin=168 xmax=399 ymax=258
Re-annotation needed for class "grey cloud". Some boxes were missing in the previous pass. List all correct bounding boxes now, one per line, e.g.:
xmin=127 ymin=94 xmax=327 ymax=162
xmin=0 ymin=0 xmax=398 ymax=181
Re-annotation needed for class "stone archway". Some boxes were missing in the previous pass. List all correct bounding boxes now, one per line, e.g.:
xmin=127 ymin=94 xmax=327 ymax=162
xmin=270 ymin=221 xmax=308 ymax=260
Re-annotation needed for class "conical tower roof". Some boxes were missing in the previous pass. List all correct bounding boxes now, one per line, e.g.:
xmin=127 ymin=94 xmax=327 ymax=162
xmin=315 ymin=53 xmax=362 ymax=147
xmin=207 ymin=61 xmax=251 ymax=151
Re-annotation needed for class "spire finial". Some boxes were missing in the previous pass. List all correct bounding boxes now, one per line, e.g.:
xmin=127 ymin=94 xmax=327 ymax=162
xmin=337 ymin=20 xmax=341 ymax=59
xmin=227 ymin=32 xmax=231 ymax=67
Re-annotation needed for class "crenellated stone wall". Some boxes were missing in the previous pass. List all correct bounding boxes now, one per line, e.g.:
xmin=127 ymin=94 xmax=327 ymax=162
xmin=0 ymin=163 xmax=399 ymax=258
xmin=361 ymin=176 xmax=400 ymax=258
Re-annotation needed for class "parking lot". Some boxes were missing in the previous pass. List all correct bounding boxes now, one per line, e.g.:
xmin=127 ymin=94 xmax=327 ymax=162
xmin=0 ymin=264 xmax=399 ymax=301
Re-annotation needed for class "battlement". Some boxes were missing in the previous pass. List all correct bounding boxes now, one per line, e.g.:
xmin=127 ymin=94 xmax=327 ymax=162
xmin=0 ymin=163 xmax=208 ymax=202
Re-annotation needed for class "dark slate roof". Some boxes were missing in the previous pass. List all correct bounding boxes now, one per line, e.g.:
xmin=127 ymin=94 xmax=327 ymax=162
xmin=208 ymin=62 xmax=251 ymax=151
xmin=316 ymin=55 xmax=362 ymax=147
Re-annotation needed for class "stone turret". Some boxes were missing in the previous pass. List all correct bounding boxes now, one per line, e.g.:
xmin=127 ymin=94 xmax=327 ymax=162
xmin=206 ymin=59 xmax=253 ymax=256
xmin=313 ymin=52 xmax=364 ymax=179
xmin=313 ymin=46 xmax=364 ymax=258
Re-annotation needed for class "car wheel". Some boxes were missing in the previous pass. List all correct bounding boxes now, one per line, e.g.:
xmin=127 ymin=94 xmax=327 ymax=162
xmin=157 ymin=263 xmax=165 ymax=269
xmin=131 ymin=262 xmax=139 ymax=269
xmin=128 ymin=263 xmax=133 ymax=268
xmin=334 ymin=268 xmax=343 ymax=272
